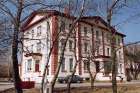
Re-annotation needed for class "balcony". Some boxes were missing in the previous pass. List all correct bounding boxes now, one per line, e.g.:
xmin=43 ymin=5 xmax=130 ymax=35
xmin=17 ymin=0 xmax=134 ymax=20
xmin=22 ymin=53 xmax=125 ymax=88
xmin=24 ymin=53 xmax=42 ymax=60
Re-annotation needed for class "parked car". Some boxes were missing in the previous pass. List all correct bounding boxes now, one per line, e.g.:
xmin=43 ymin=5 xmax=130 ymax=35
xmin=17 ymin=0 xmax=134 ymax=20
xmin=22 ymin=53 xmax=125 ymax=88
xmin=58 ymin=75 xmax=83 ymax=83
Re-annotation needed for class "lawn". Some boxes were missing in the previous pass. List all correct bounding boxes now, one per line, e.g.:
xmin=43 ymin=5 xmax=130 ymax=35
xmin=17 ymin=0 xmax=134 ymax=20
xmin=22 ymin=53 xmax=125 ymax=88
xmin=1 ymin=86 xmax=140 ymax=93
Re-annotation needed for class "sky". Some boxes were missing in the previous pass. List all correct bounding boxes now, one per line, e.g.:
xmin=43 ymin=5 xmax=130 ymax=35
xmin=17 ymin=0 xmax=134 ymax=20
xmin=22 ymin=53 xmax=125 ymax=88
xmin=55 ymin=0 xmax=140 ymax=44
xmin=98 ymin=0 xmax=140 ymax=44
xmin=1 ymin=0 xmax=140 ymax=44
xmin=120 ymin=21 xmax=140 ymax=43
xmin=112 ymin=1 xmax=140 ymax=44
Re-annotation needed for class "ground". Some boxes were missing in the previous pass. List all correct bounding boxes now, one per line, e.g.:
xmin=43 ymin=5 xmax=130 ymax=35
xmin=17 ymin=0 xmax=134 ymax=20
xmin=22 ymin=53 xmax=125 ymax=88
xmin=1 ymin=86 xmax=140 ymax=93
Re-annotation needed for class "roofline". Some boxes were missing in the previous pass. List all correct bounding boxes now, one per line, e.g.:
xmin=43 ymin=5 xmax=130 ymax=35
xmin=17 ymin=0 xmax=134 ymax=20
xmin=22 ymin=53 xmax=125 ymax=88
xmin=22 ymin=10 xmax=126 ymax=37
xmin=81 ymin=16 xmax=126 ymax=37
xmin=21 ymin=10 xmax=75 ymax=31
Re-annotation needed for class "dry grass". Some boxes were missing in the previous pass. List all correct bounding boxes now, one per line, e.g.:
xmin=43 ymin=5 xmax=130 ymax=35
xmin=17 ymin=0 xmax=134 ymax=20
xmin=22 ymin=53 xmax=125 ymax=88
xmin=1 ymin=86 xmax=140 ymax=93
xmin=0 ymin=64 xmax=9 ymax=78
xmin=56 ymin=86 xmax=140 ymax=93
xmin=0 ymin=88 xmax=40 ymax=93
xmin=92 ymin=86 xmax=140 ymax=93
xmin=23 ymin=88 xmax=40 ymax=93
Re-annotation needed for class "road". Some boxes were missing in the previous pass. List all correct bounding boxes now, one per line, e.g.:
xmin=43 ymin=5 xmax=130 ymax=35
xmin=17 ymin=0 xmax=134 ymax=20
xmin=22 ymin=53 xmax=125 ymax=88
xmin=0 ymin=82 xmax=14 ymax=92
xmin=1 ymin=81 xmax=140 ymax=92
xmin=35 ymin=81 xmax=140 ymax=88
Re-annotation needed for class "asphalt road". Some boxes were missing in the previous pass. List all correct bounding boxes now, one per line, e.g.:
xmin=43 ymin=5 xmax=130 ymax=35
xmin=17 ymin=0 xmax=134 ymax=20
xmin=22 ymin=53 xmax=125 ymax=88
xmin=1 ymin=81 xmax=140 ymax=92
xmin=35 ymin=81 xmax=140 ymax=88
xmin=0 ymin=82 xmax=14 ymax=92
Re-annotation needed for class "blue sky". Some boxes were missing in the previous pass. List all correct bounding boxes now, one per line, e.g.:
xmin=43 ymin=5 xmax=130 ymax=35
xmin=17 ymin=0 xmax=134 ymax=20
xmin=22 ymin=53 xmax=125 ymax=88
xmin=4 ymin=0 xmax=140 ymax=44
xmin=112 ymin=1 xmax=140 ymax=44
xmin=120 ymin=21 xmax=140 ymax=43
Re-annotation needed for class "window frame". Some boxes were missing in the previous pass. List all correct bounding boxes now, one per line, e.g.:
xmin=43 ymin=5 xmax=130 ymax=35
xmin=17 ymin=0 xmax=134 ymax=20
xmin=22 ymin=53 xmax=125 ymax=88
xmin=61 ymin=57 xmax=66 ymax=72
xmin=84 ymin=27 xmax=88 ymax=36
xmin=69 ymin=40 xmax=73 ymax=51
xmin=83 ymin=60 xmax=88 ymax=72
xmin=27 ymin=59 xmax=32 ymax=72
xmin=36 ymin=42 xmax=41 ymax=53
xmin=69 ymin=58 xmax=73 ymax=72
xmin=35 ymin=60 xmax=40 ymax=72
xmin=37 ymin=25 xmax=42 ymax=36
xmin=84 ymin=42 xmax=88 ymax=53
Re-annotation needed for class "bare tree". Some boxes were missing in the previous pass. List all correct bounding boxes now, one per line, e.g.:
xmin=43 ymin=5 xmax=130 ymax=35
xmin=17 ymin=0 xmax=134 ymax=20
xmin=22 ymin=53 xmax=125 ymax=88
xmin=50 ymin=9 xmax=85 ymax=93
xmin=0 ymin=0 xmax=61 ymax=93
xmin=125 ymin=44 xmax=140 ymax=80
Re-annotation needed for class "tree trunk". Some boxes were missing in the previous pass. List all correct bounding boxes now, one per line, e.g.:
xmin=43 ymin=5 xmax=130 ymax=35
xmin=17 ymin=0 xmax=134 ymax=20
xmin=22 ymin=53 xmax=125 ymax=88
xmin=12 ymin=27 xmax=23 ymax=93
xmin=111 ymin=36 xmax=117 ymax=93
xmin=87 ymin=61 xmax=94 ymax=89
xmin=107 ymin=9 xmax=117 ymax=93
xmin=67 ymin=61 xmax=78 ymax=93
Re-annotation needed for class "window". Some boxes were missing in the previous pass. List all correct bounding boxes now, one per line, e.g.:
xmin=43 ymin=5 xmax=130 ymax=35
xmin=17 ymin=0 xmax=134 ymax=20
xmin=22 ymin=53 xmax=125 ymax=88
xmin=106 ymin=33 xmax=110 ymax=42
xmin=84 ymin=60 xmax=88 ymax=71
xmin=37 ymin=42 xmax=41 ymax=52
xmin=69 ymin=58 xmax=73 ymax=72
xmin=69 ymin=24 xmax=72 ymax=30
xmin=37 ymin=26 xmax=41 ymax=36
xmin=84 ymin=42 xmax=88 ymax=53
xmin=84 ymin=27 xmax=87 ymax=36
xmin=118 ymin=38 xmax=120 ymax=45
xmin=104 ymin=61 xmax=112 ymax=76
xmin=96 ymin=31 xmax=99 ymax=40
xmin=107 ymin=48 xmax=110 ymax=56
xmin=95 ymin=61 xmax=100 ymax=72
xmin=47 ymin=65 xmax=49 ymax=75
xmin=91 ymin=28 xmax=94 ymax=32
xmin=61 ymin=57 xmax=66 ymax=72
xmin=119 ymin=64 xmax=123 ymax=73
xmin=95 ymin=31 xmax=101 ymax=45
xmin=97 ymin=46 xmax=100 ymax=55
xmin=69 ymin=40 xmax=73 ymax=51
xmin=27 ymin=59 xmax=32 ymax=72
xmin=60 ymin=21 xmax=65 ymax=32
xmin=60 ymin=39 xmax=65 ymax=51
xmin=119 ymin=51 xmax=121 ymax=59
xmin=31 ymin=29 xmax=34 ymax=38
xmin=47 ymin=21 xmax=50 ymax=32
xmin=35 ymin=60 xmax=40 ymax=72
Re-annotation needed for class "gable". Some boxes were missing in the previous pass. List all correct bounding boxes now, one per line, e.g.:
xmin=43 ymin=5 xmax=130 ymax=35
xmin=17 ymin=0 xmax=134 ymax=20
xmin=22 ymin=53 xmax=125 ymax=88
xmin=22 ymin=12 xmax=47 ymax=32
xmin=81 ymin=17 xmax=125 ymax=37
xmin=28 ymin=14 xmax=45 ymax=26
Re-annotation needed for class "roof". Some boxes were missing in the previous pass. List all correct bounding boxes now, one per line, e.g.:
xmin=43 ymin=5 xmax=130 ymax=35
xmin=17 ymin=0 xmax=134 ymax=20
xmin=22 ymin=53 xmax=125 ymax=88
xmin=81 ymin=16 xmax=126 ymax=37
xmin=21 ymin=10 xmax=126 ymax=37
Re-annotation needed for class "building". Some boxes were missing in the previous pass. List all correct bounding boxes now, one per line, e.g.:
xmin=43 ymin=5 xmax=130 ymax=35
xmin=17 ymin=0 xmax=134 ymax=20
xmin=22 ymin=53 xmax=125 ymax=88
xmin=20 ymin=10 xmax=126 ymax=83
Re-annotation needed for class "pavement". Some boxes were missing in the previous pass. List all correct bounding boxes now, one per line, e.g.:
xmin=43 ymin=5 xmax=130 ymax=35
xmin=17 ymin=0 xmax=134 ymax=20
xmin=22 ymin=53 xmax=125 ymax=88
xmin=1 ymin=81 xmax=140 ymax=92
xmin=35 ymin=81 xmax=140 ymax=88
xmin=0 ymin=82 xmax=14 ymax=92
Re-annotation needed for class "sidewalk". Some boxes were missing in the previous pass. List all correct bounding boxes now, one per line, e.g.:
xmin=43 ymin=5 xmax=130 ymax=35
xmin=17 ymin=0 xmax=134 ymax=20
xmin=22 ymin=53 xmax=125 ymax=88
xmin=1 ymin=81 xmax=140 ymax=92
xmin=35 ymin=81 xmax=140 ymax=88
xmin=0 ymin=82 xmax=14 ymax=92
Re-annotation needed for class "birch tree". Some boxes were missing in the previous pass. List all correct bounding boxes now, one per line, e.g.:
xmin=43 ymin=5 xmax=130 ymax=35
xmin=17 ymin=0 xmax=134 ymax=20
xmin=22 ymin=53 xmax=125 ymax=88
xmin=0 ymin=0 xmax=61 ymax=93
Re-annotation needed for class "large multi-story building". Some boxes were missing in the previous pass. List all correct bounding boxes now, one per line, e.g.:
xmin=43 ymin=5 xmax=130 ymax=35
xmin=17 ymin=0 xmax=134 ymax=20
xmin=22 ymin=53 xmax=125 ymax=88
xmin=20 ymin=10 xmax=126 ymax=83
